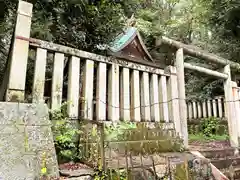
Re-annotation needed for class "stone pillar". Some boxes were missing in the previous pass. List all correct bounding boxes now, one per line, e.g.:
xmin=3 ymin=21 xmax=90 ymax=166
xmin=175 ymin=48 xmax=188 ymax=148
xmin=32 ymin=48 xmax=47 ymax=103
xmin=82 ymin=60 xmax=94 ymax=120
xmin=96 ymin=62 xmax=107 ymax=121
xmin=130 ymin=70 xmax=141 ymax=121
xmin=165 ymin=66 xmax=182 ymax=140
xmin=67 ymin=56 xmax=80 ymax=118
xmin=202 ymin=101 xmax=207 ymax=118
xmin=140 ymin=72 xmax=151 ymax=121
xmin=120 ymin=68 xmax=130 ymax=121
xmin=108 ymin=64 xmax=120 ymax=121
xmin=224 ymin=65 xmax=238 ymax=147
xmin=207 ymin=100 xmax=212 ymax=117
xmin=193 ymin=101 xmax=197 ymax=119
xmin=5 ymin=1 xmax=33 ymax=102
xmin=212 ymin=99 xmax=217 ymax=117
xmin=51 ymin=53 xmax=64 ymax=110
xmin=159 ymin=76 xmax=169 ymax=122
xmin=232 ymin=82 xmax=240 ymax=141
xmin=217 ymin=97 xmax=223 ymax=118
xmin=150 ymin=74 xmax=160 ymax=122
xmin=188 ymin=102 xmax=193 ymax=120
xmin=197 ymin=102 xmax=202 ymax=118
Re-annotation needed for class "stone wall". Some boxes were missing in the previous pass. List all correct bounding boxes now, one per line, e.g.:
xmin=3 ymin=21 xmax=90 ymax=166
xmin=0 ymin=102 xmax=59 ymax=180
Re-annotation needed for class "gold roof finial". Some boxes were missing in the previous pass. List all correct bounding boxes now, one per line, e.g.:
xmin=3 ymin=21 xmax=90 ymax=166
xmin=126 ymin=14 xmax=136 ymax=27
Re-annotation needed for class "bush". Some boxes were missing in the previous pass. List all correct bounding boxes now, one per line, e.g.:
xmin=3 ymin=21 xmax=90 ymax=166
xmin=50 ymin=103 xmax=80 ymax=163
xmin=200 ymin=117 xmax=218 ymax=137
xmin=199 ymin=117 xmax=228 ymax=138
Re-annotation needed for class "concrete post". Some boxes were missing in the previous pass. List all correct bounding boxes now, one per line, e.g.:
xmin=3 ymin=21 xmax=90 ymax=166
xmin=202 ymin=101 xmax=207 ymax=118
xmin=188 ymin=102 xmax=193 ymax=120
xmin=217 ymin=97 xmax=223 ymax=118
xmin=212 ymin=99 xmax=218 ymax=117
xmin=165 ymin=66 xmax=182 ymax=142
xmin=5 ymin=1 xmax=33 ymax=101
xmin=232 ymin=82 xmax=240 ymax=141
xmin=224 ymin=65 xmax=239 ymax=147
xmin=96 ymin=63 xmax=107 ymax=121
xmin=140 ymin=72 xmax=151 ymax=121
xmin=207 ymin=99 xmax=212 ymax=117
xmin=193 ymin=101 xmax=197 ymax=119
xmin=120 ymin=68 xmax=131 ymax=121
xmin=67 ymin=56 xmax=80 ymax=118
xmin=159 ymin=76 xmax=169 ymax=122
xmin=175 ymin=48 xmax=188 ymax=148
xmin=197 ymin=102 xmax=202 ymax=118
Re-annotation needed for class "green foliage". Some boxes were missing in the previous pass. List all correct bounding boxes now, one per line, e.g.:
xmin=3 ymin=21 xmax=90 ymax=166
xmin=188 ymin=117 xmax=229 ymax=141
xmin=15 ymin=0 xmax=128 ymax=52
xmin=200 ymin=117 xmax=219 ymax=137
xmin=93 ymin=169 xmax=127 ymax=180
xmin=51 ymin=102 xmax=80 ymax=163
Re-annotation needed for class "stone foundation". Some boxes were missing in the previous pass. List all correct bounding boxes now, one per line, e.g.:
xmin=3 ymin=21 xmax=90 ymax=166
xmin=0 ymin=102 xmax=59 ymax=180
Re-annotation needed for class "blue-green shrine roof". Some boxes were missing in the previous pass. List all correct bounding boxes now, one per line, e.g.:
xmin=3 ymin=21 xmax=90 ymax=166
xmin=108 ymin=27 xmax=154 ymax=62
xmin=109 ymin=27 xmax=137 ymax=52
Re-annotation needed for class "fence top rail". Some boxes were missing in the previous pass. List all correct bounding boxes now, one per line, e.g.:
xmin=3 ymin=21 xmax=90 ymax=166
xmin=27 ymin=37 xmax=169 ymax=76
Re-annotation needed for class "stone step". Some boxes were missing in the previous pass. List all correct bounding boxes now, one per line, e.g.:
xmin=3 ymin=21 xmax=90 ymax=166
xmin=211 ymin=156 xmax=240 ymax=170
xmin=223 ymin=166 xmax=240 ymax=179
xmin=200 ymin=148 xmax=237 ymax=159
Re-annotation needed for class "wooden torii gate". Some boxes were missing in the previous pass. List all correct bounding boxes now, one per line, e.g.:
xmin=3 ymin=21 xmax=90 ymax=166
xmin=159 ymin=36 xmax=240 ymax=149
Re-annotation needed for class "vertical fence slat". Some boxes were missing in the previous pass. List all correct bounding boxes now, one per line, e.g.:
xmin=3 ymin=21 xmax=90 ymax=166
xmin=193 ymin=101 xmax=197 ymax=119
xmin=159 ymin=76 xmax=169 ymax=122
xmin=202 ymin=101 xmax=207 ymax=118
xmin=32 ymin=48 xmax=47 ymax=103
xmin=166 ymin=66 xmax=181 ymax=136
xmin=82 ymin=59 xmax=94 ymax=120
xmin=120 ymin=68 xmax=130 ymax=121
xmin=150 ymin=74 xmax=160 ymax=122
xmin=96 ymin=62 xmax=107 ymax=121
xmin=197 ymin=102 xmax=202 ymax=118
xmin=213 ymin=99 xmax=217 ymax=117
xmin=130 ymin=70 xmax=141 ymax=121
xmin=67 ymin=56 xmax=80 ymax=118
xmin=140 ymin=72 xmax=151 ymax=121
xmin=218 ymin=98 xmax=223 ymax=118
xmin=51 ymin=53 xmax=64 ymax=110
xmin=207 ymin=100 xmax=212 ymax=117
xmin=108 ymin=64 xmax=120 ymax=121
xmin=188 ymin=102 xmax=193 ymax=120
xmin=5 ymin=1 xmax=33 ymax=101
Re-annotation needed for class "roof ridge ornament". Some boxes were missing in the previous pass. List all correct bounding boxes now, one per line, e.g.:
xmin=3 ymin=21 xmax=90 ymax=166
xmin=126 ymin=14 xmax=136 ymax=27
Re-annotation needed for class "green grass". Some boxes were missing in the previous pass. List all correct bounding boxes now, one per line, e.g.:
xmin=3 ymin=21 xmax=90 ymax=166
xmin=189 ymin=133 xmax=229 ymax=142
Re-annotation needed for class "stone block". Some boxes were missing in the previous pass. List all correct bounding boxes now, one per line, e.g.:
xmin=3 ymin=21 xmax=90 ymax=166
xmin=0 ymin=102 xmax=59 ymax=180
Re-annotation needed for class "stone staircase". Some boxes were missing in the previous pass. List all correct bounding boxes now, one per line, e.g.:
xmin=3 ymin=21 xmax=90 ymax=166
xmin=199 ymin=147 xmax=240 ymax=179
